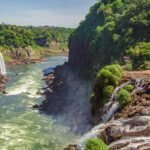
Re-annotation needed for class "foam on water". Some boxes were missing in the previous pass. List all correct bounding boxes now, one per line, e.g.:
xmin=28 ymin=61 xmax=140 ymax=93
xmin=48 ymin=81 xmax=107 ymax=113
xmin=0 ymin=56 xmax=79 ymax=149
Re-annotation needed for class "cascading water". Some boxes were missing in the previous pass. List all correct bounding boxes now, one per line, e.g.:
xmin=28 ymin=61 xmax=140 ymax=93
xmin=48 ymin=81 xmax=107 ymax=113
xmin=0 ymin=52 xmax=6 ymax=75
xmin=101 ymin=81 xmax=130 ymax=122
xmin=78 ymin=77 xmax=150 ymax=150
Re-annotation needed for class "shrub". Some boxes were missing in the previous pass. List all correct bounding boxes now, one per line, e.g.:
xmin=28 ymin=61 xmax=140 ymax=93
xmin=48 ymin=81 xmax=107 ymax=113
xmin=97 ymin=64 xmax=123 ymax=86
xmin=123 ymin=63 xmax=133 ymax=71
xmin=92 ymin=64 xmax=123 ymax=109
xmin=103 ymin=85 xmax=114 ymax=98
xmin=123 ymin=84 xmax=134 ymax=92
xmin=127 ymin=42 xmax=150 ymax=69
xmin=140 ymin=61 xmax=150 ymax=70
xmin=117 ymin=89 xmax=132 ymax=106
xmin=104 ymin=64 xmax=123 ymax=78
xmin=85 ymin=138 xmax=108 ymax=150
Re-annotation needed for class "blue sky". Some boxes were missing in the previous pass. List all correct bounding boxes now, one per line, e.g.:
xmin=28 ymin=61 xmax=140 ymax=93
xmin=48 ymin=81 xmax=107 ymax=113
xmin=0 ymin=0 xmax=96 ymax=27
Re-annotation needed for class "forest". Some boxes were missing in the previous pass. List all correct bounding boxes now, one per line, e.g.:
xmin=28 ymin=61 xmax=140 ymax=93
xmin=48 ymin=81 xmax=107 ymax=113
xmin=0 ymin=24 xmax=73 ymax=50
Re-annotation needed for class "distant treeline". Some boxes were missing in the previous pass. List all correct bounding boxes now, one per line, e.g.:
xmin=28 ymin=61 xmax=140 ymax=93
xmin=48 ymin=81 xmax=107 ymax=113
xmin=0 ymin=24 xmax=74 ymax=49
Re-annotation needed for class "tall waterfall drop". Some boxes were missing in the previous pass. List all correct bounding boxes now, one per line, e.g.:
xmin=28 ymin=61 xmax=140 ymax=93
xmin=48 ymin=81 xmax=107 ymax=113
xmin=0 ymin=52 xmax=6 ymax=75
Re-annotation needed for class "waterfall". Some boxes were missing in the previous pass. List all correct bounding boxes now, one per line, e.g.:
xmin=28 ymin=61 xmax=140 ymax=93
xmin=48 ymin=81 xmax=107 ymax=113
xmin=78 ymin=123 xmax=106 ymax=150
xmin=101 ymin=102 xmax=119 ymax=122
xmin=131 ymin=78 xmax=144 ymax=95
xmin=0 ymin=52 xmax=6 ymax=75
xmin=101 ymin=81 xmax=131 ymax=122
xmin=110 ymin=81 xmax=131 ymax=102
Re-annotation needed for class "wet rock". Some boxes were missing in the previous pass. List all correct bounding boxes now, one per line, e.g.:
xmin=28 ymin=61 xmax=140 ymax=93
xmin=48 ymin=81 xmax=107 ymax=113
xmin=40 ymin=64 xmax=93 ymax=134
xmin=64 ymin=144 xmax=78 ymax=150
xmin=2 ymin=90 xmax=7 ymax=94
xmin=33 ymin=105 xmax=40 ymax=109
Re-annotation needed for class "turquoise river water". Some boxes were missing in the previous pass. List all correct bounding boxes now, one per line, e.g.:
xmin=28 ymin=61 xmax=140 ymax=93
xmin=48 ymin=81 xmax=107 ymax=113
xmin=0 ymin=56 xmax=79 ymax=150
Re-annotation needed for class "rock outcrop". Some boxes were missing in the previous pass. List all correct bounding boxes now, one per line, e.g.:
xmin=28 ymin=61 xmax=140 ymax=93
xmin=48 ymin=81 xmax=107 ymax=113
xmin=2 ymin=43 xmax=68 ymax=67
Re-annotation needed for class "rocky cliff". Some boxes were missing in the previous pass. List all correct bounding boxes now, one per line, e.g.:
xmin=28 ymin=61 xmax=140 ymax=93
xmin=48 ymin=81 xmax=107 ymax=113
xmin=40 ymin=64 xmax=93 ymax=134
xmin=69 ymin=0 xmax=150 ymax=72
xmin=2 ymin=44 xmax=68 ymax=66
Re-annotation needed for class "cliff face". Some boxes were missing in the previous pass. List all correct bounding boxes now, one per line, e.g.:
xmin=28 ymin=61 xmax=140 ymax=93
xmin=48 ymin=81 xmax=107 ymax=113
xmin=69 ymin=36 xmax=92 ymax=71
xmin=40 ymin=64 xmax=93 ymax=134
xmin=2 ymin=42 xmax=68 ymax=66
xmin=68 ymin=0 xmax=150 ymax=72
xmin=68 ymin=2 xmax=103 ymax=71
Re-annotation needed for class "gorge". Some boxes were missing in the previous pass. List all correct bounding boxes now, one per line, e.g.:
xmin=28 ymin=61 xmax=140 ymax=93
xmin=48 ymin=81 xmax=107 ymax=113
xmin=0 ymin=0 xmax=149 ymax=149
xmin=41 ymin=0 xmax=150 ymax=149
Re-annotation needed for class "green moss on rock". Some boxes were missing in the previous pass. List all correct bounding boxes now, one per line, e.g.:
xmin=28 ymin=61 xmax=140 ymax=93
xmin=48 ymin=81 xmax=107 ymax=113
xmin=85 ymin=138 xmax=108 ymax=150
xmin=117 ymin=89 xmax=132 ymax=106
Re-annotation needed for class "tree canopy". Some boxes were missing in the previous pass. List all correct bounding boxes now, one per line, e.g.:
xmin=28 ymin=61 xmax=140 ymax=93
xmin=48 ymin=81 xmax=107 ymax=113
xmin=0 ymin=24 xmax=74 ymax=49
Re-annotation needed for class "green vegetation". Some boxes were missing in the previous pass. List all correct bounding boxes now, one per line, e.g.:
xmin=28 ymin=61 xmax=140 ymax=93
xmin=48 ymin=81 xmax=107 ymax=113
xmin=97 ymin=64 xmax=123 ymax=86
xmin=117 ymin=89 xmax=132 ymax=106
xmin=123 ymin=63 xmax=133 ymax=71
xmin=69 ymin=0 xmax=150 ymax=71
xmin=127 ymin=42 xmax=150 ymax=69
xmin=103 ymin=85 xmax=114 ymax=99
xmin=123 ymin=84 xmax=134 ymax=92
xmin=69 ymin=0 xmax=149 ymax=120
xmin=91 ymin=64 xmax=123 ymax=114
xmin=0 ymin=24 xmax=73 ymax=62
xmin=0 ymin=24 xmax=73 ymax=49
xmin=85 ymin=138 xmax=108 ymax=150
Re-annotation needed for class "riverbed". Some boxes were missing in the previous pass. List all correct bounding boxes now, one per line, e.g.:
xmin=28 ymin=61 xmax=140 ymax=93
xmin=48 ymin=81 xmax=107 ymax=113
xmin=0 ymin=56 xmax=79 ymax=150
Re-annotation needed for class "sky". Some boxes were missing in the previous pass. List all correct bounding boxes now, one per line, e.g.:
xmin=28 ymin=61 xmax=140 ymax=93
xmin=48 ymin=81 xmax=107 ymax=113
xmin=0 ymin=0 xmax=96 ymax=28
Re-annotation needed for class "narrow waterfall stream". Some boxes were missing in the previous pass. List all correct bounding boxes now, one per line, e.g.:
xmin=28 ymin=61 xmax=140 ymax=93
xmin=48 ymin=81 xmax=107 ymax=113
xmin=0 ymin=56 xmax=79 ymax=150
xmin=101 ymin=81 xmax=130 ymax=122
xmin=0 ymin=52 xmax=7 ymax=75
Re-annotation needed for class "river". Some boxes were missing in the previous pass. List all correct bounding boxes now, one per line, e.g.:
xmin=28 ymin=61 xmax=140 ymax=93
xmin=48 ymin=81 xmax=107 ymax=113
xmin=0 ymin=56 xmax=79 ymax=150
